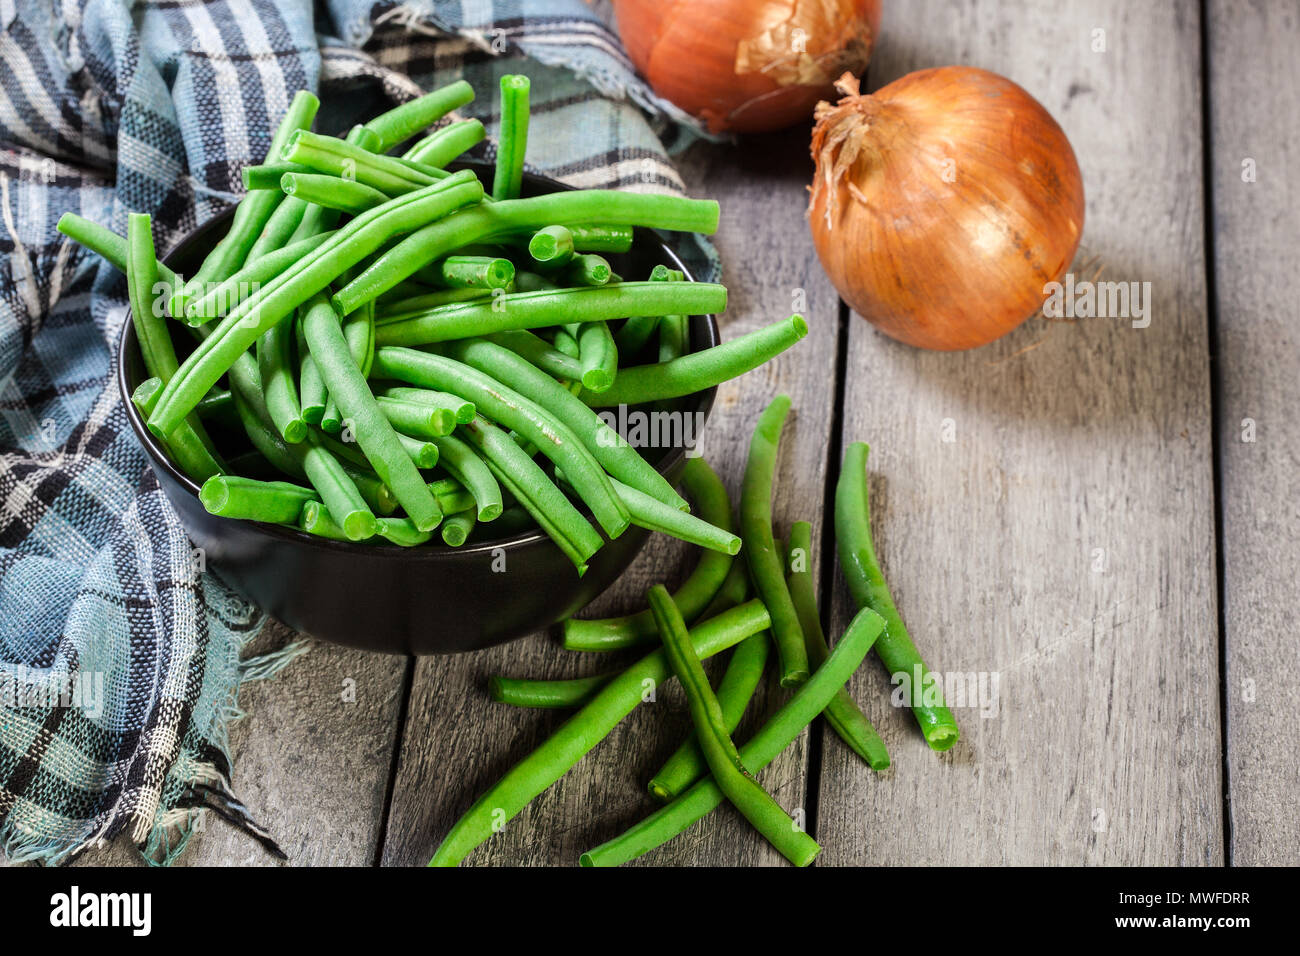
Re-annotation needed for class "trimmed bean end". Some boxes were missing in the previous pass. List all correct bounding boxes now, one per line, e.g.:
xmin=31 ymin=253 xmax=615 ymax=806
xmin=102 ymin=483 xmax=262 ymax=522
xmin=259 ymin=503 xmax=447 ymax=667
xmin=778 ymin=668 xmax=810 ymax=689
xmin=926 ymin=726 xmax=960 ymax=752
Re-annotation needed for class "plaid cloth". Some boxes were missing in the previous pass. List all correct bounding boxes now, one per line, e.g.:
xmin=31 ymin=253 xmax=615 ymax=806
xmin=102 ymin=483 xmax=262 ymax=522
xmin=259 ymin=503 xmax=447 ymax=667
xmin=0 ymin=0 xmax=709 ymax=866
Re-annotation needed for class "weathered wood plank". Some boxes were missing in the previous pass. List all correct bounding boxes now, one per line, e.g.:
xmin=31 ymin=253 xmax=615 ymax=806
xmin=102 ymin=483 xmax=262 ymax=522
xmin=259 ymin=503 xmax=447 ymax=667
xmin=1207 ymin=0 xmax=1300 ymax=867
xmin=816 ymin=0 xmax=1222 ymax=864
xmin=380 ymin=131 xmax=842 ymax=866
xmin=71 ymin=622 xmax=407 ymax=867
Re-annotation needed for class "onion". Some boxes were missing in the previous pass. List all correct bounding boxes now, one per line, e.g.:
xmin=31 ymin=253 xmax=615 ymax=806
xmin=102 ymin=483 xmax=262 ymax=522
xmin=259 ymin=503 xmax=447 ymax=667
xmin=809 ymin=67 xmax=1085 ymax=350
xmin=611 ymin=0 xmax=882 ymax=134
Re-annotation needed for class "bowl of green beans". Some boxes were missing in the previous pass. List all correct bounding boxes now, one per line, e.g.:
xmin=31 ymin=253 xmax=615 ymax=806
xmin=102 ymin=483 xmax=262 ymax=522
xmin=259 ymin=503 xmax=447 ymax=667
xmin=112 ymin=160 xmax=726 ymax=654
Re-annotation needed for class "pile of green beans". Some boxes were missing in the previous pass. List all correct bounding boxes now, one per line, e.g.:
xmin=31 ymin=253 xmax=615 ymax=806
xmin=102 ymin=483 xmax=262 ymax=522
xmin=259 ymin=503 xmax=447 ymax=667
xmin=461 ymin=400 xmax=960 ymax=866
xmin=59 ymin=76 xmax=809 ymax=566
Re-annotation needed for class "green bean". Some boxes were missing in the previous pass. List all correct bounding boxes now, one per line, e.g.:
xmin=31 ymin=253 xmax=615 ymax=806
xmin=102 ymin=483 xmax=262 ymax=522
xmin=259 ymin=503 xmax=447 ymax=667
xmin=836 ymin=441 xmax=960 ymax=752
xmin=126 ymin=217 xmax=224 ymax=481
xmin=441 ymin=338 xmax=686 ymax=510
xmin=199 ymin=476 xmax=315 ymax=523
xmin=426 ymin=433 xmax=502 ymax=521
xmin=696 ymin=557 xmax=753 ymax=623
xmin=320 ymin=397 xmax=342 ymax=434
xmin=786 ymin=520 xmax=889 ymax=770
xmin=492 ymin=75 xmax=530 ymax=201
xmin=130 ymin=376 xmax=224 ymax=482
xmin=427 ymin=599 xmax=772 ymax=866
xmin=647 ymin=585 xmax=820 ymax=865
xmin=170 ymin=90 xmax=318 ymax=317
xmin=591 ymin=472 xmax=738 ymax=554
xmin=281 ymin=172 xmax=389 ymax=214
xmin=580 ymin=605 xmax=885 ymax=867
xmin=287 ymin=202 xmax=338 ymax=245
xmin=567 ymin=224 xmax=634 ymax=253
xmin=376 ymin=516 xmax=433 ymax=547
xmin=570 ymin=320 xmax=617 ymax=392
xmin=614 ymin=265 xmax=676 ymax=355
xmin=427 ymin=478 xmax=475 ymax=517
xmin=515 ymin=270 xmax=557 ymax=294
xmin=126 ymin=214 xmax=178 ymax=381
xmin=488 ymin=672 xmax=614 ymax=709
xmin=346 ymin=123 xmax=383 ymax=153
xmin=483 ymin=330 xmax=583 ymax=382
xmin=581 ymin=315 xmax=806 ymax=407
xmin=395 ymin=430 xmax=440 ymax=469
xmin=379 ymin=386 xmax=475 ymax=425
xmin=343 ymin=301 xmax=375 ymax=378
xmin=658 ymin=315 xmax=688 ymax=363
xmin=527 ymin=225 xmax=574 ymax=267
xmin=459 ymin=415 xmax=602 ymax=573
xmin=562 ymin=457 xmax=733 ymax=652
xmin=648 ymin=631 xmax=769 ymax=801
xmin=427 ymin=255 xmax=515 ymax=290
xmin=301 ymin=295 xmax=442 ymax=532
xmin=148 ymin=174 xmax=484 ymax=439
xmin=299 ymin=499 xmax=354 ymax=541
xmin=346 ymin=468 xmax=398 ymax=517
xmin=364 ymin=80 xmax=475 ymax=153
xmin=374 ymin=282 xmax=727 ymax=347
xmin=741 ymin=394 xmax=808 ymax=687
xmin=195 ymin=388 xmax=236 ymax=426
xmin=57 ymin=213 xmax=181 ymax=295
xmin=562 ymin=253 xmax=611 ymax=287
xmin=282 ymin=129 xmax=443 ymax=195
xmin=246 ymin=196 xmax=307 ymax=260
xmin=372 ymin=348 xmax=629 ymax=539
xmin=440 ymin=509 xmax=476 ymax=547
xmin=257 ymin=317 xmax=306 ymax=443
xmin=377 ymin=287 xmax=492 ymax=322
xmin=332 ymin=191 xmax=720 ymax=314
xmin=377 ymin=396 xmax=457 ymax=438
xmin=298 ymin=320 xmax=326 ymax=426
xmin=187 ymin=231 xmax=335 ymax=322
xmin=242 ymin=161 xmax=312 ymax=190
xmin=403 ymin=118 xmax=486 ymax=167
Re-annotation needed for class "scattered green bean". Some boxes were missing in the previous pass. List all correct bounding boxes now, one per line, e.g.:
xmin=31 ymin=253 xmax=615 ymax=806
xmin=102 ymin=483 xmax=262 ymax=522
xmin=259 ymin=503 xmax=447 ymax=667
xmin=579 ymin=605 xmax=885 ymax=867
xmin=489 ymin=672 xmax=614 ymax=709
xmin=786 ymin=520 xmax=889 ymax=770
xmin=427 ymin=599 xmax=772 ymax=866
xmin=364 ymin=80 xmax=475 ymax=153
xmin=741 ymin=394 xmax=808 ymax=687
xmin=648 ymin=584 xmax=820 ymax=866
xmin=836 ymin=442 xmax=960 ymax=752
xmin=647 ymin=631 xmax=769 ymax=802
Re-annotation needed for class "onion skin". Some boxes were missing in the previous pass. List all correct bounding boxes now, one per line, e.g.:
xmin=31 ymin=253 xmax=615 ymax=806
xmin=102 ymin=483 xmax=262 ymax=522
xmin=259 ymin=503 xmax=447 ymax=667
xmin=809 ymin=67 xmax=1085 ymax=351
xmin=612 ymin=0 xmax=882 ymax=134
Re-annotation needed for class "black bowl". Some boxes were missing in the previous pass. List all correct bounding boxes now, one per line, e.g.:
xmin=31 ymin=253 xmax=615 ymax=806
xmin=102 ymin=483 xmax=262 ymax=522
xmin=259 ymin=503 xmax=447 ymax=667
xmin=117 ymin=163 xmax=719 ymax=654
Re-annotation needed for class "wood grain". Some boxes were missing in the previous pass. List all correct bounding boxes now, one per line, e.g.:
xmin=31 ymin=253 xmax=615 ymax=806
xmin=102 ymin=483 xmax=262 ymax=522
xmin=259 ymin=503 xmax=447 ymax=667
xmin=1207 ymin=0 xmax=1300 ymax=866
xmin=379 ymin=131 xmax=843 ymax=866
xmin=815 ymin=0 xmax=1223 ymax=865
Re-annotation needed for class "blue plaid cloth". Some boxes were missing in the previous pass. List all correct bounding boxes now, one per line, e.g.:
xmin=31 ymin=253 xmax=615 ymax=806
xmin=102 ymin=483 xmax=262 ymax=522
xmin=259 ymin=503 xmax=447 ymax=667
xmin=0 ymin=0 xmax=706 ymax=866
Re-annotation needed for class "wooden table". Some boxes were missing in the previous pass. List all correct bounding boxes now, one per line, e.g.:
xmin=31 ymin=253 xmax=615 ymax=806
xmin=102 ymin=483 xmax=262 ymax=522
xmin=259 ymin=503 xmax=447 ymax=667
xmin=82 ymin=0 xmax=1298 ymax=867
